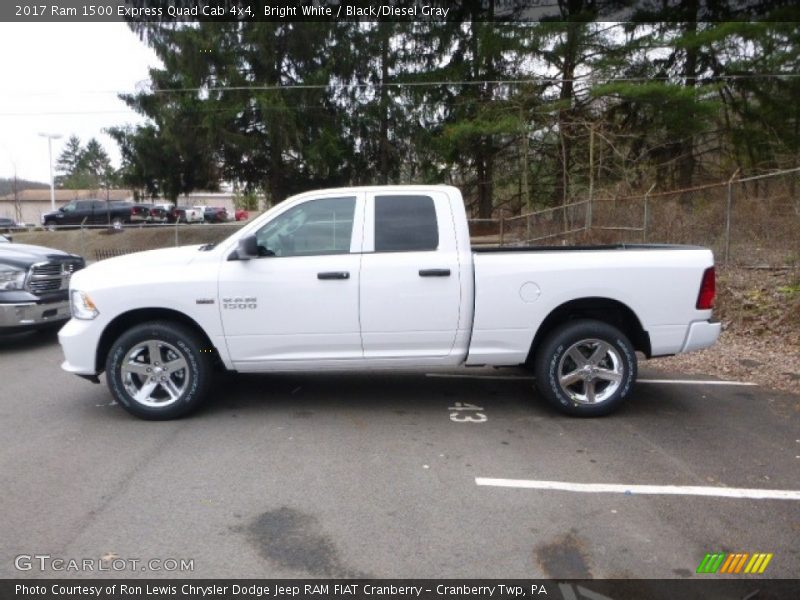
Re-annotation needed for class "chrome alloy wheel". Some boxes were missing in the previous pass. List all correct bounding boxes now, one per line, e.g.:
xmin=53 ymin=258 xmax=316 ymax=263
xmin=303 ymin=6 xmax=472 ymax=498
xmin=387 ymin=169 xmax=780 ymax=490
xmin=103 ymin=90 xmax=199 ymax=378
xmin=557 ymin=338 xmax=624 ymax=405
xmin=120 ymin=339 xmax=190 ymax=408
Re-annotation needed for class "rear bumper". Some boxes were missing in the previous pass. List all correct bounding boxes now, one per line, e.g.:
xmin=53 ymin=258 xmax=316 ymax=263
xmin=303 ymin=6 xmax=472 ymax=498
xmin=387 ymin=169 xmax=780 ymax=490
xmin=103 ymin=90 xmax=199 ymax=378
xmin=681 ymin=319 xmax=722 ymax=353
xmin=0 ymin=299 xmax=71 ymax=332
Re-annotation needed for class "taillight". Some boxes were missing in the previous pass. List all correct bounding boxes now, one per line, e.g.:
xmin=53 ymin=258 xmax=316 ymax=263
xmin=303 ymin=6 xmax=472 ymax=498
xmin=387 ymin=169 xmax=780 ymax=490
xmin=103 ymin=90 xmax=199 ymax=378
xmin=696 ymin=266 xmax=715 ymax=310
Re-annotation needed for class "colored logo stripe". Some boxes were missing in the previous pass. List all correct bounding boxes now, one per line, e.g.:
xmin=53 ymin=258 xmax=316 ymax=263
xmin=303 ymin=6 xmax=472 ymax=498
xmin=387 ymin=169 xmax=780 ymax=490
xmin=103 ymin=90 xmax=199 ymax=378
xmin=697 ymin=553 xmax=726 ymax=573
xmin=744 ymin=553 xmax=774 ymax=574
xmin=720 ymin=553 xmax=749 ymax=573
xmin=697 ymin=552 xmax=773 ymax=574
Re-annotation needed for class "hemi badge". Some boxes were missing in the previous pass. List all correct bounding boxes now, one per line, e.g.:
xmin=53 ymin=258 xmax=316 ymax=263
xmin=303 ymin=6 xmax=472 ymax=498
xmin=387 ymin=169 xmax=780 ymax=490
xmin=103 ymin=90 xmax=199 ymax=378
xmin=196 ymin=298 xmax=215 ymax=305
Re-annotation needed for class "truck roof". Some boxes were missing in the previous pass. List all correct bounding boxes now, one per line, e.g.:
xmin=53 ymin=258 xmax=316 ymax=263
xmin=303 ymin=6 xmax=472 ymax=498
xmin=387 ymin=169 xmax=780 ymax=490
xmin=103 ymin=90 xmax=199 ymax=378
xmin=287 ymin=184 xmax=461 ymax=201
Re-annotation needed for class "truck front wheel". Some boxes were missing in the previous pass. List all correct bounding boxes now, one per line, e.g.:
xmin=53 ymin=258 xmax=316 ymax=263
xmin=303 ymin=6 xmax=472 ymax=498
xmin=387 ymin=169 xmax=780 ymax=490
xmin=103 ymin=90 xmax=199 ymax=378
xmin=533 ymin=319 xmax=637 ymax=417
xmin=105 ymin=321 xmax=212 ymax=420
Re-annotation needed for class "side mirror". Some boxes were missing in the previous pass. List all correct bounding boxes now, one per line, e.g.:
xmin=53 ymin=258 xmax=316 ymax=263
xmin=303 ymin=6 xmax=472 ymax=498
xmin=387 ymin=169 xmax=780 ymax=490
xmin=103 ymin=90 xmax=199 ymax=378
xmin=234 ymin=234 xmax=259 ymax=260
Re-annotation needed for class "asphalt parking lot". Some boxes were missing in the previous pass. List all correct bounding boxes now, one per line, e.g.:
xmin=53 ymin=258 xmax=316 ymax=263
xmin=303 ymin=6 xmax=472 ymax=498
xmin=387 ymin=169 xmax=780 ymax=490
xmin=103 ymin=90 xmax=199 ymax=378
xmin=1 ymin=330 xmax=799 ymax=580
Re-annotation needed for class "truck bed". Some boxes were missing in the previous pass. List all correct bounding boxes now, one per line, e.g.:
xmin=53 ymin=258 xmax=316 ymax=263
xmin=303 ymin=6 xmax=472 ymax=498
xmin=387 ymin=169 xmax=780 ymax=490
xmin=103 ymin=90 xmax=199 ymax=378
xmin=466 ymin=244 xmax=715 ymax=365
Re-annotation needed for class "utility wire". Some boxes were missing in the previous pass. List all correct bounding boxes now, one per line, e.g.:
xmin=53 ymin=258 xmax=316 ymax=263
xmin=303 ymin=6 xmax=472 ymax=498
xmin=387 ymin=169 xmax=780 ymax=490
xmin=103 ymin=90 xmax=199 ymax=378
xmin=0 ymin=72 xmax=798 ymax=97
xmin=145 ymin=73 xmax=800 ymax=93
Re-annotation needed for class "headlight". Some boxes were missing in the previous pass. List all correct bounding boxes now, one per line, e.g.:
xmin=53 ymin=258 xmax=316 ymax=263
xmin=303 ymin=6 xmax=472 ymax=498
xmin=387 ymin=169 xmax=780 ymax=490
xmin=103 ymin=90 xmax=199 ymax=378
xmin=0 ymin=266 xmax=26 ymax=290
xmin=70 ymin=290 xmax=99 ymax=320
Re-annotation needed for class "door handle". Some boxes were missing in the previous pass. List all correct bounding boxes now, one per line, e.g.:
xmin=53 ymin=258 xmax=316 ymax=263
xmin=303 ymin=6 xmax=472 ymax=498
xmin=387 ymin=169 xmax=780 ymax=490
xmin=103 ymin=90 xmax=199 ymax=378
xmin=317 ymin=271 xmax=350 ymax=280
xmin=419 ymin=268 xmax=451 ymax=277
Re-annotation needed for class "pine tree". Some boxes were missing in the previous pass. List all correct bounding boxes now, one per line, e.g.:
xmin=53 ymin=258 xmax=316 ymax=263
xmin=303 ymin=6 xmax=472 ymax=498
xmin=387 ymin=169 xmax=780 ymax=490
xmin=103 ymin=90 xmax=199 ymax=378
xmin=55 ymin=135 xmax=83 ymax=187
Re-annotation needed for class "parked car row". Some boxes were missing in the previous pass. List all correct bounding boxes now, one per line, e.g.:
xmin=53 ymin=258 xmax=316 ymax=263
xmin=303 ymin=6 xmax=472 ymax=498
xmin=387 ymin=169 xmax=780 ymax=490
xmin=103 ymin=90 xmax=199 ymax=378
xmin=40 ymin=200 xmax=249 ymax=229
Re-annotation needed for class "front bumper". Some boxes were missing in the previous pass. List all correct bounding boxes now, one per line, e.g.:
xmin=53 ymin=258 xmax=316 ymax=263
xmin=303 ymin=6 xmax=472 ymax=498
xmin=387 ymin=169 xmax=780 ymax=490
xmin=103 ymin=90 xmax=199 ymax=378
xmin=0 ymin=299 xmax=71 ymax=331
xmin=681 ymin=319 xmax=722 ymax=353
xmin=59 ymin=316 xmax=104 ymax=376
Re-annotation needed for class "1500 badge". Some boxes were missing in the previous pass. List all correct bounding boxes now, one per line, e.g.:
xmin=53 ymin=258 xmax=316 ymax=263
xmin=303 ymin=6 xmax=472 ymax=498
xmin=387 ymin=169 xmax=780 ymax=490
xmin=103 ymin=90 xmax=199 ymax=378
xmin=222 ymin=297 xmax=257 ymax=310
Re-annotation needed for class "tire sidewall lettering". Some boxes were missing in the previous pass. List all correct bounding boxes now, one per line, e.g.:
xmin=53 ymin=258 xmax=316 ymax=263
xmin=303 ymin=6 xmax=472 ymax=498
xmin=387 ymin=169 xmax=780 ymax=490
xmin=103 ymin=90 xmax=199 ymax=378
xmin=548 ymin=343 xmax=570 ymax=407
xmin=175 ymin=339 xmax=200 ymax=405
xmin=109 ymin=346 xmax=131 ymax=408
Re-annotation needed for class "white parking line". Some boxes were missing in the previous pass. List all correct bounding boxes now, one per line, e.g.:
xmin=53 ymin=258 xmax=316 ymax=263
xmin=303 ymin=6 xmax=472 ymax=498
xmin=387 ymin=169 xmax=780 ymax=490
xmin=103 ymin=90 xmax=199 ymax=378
xmin=426 ymin=373 xmax=536 ymax=380
xmin=475 ymin=478 xmax=800 ymax=500
xmin=425 ymin=373 xmax=756 ymax=386
xmin=637 ymin=379 xmax=757 ymax=386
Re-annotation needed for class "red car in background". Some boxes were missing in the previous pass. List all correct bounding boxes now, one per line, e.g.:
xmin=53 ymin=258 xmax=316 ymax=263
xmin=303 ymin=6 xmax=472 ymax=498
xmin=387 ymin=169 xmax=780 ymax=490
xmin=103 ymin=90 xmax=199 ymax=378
xmin=129 ymin=204 xmax=153 ymax=223
xmin=148 ymin=205 xmax=169 ymax=223
xmin=234 ymin=209 xmax=249 ymax=221
xmin=129 ymin=203 xmax=169 ymax=224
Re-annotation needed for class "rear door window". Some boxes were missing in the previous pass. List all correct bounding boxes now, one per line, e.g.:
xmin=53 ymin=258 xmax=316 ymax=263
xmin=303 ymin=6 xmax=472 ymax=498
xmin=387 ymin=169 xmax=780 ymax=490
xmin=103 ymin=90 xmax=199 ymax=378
xmin=374 ymin=195 xmax=438 ymax=252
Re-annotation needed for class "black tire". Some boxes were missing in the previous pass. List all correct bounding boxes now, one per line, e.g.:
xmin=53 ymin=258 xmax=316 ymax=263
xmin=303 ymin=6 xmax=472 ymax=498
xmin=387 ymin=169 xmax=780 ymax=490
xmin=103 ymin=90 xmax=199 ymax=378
xmin=105 ymin=321 xmax=212 ymax=420
xmin=533 ymin=319 xmax=637 ymax=417
xmin=45 ymin=221 xmax=56 ymax=231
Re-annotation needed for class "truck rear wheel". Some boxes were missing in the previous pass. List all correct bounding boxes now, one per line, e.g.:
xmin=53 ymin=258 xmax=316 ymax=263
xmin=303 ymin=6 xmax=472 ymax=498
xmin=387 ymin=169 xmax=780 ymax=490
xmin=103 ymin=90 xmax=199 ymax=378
xmin=533 ymin=319 xmax=636 ymax=417
xmin=105 ymin=321 xmax=212 ymax=420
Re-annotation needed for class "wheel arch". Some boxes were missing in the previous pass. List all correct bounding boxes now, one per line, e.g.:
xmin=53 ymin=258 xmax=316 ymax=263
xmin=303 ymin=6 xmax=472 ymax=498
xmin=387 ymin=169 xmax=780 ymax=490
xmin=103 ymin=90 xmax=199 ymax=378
xmin=525 ymin=297 xmax=651 ymax=365
xmin=95 ymin=307 xmax=219 ymax=373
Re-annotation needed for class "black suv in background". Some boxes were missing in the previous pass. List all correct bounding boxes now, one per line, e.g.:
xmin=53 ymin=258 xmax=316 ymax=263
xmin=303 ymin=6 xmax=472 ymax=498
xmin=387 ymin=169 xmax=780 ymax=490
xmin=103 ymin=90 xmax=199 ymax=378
xmin=41 ymin=200 xmax=133 ymax=229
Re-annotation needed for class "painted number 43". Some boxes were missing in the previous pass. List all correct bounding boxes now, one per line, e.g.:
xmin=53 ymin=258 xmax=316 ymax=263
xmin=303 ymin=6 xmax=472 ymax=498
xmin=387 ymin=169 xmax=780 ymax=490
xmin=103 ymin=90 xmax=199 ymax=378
xmin=448 ymin=402 xmax=487 ymax=423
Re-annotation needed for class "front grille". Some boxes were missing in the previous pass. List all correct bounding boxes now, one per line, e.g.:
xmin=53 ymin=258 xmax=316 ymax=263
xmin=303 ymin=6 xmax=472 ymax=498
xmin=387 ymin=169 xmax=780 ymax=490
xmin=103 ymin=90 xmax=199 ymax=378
xmin=27 ymin=260 xmax=83 ymax=294
xmin=32 ymin=263 xmax=61 ymax=277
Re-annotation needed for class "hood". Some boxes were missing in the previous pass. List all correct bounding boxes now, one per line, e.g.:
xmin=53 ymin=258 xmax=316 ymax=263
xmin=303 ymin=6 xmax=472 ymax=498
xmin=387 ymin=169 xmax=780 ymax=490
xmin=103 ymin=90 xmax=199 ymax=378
xmin=72 ymin=244 xmax=207 ymax=287
xmin=0 ymin=242 xmax=81 ymax=269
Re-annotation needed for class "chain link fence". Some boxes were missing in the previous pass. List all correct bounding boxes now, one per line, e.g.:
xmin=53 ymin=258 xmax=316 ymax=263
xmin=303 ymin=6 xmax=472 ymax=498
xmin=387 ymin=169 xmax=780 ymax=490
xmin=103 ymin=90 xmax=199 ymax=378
xmin=468 ymin=167 xmax=800 ymax=267
xmin=9 ymin=220 xmax=248 ymax=262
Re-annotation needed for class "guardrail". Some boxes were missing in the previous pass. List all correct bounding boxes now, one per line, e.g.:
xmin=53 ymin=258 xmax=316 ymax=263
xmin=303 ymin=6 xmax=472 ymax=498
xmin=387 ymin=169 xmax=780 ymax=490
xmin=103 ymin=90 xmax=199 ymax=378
xmin=95 ymin=248 xmax=148 ymax=261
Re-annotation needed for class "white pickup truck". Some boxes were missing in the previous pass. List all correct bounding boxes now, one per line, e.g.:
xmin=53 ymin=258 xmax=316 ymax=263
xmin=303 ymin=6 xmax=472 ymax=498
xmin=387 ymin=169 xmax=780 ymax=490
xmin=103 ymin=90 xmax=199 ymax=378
xmin=59 ymin=185 xmax=720 ymax=420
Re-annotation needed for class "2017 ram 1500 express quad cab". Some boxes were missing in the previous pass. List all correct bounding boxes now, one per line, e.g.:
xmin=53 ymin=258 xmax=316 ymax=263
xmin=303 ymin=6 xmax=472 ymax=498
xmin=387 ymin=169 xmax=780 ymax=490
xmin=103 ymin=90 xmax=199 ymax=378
xmin=59 ymin=186 xmax=720 ymax=420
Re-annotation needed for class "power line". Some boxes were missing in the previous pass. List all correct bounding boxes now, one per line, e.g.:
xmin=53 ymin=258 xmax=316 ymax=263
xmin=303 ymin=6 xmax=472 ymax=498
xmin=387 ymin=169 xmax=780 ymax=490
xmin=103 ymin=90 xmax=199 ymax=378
xmin=0 ymin=72 xmax=798 ymax=98
xmin=0 ymin=110 xmax=140 ymax=117
xmin=147 ymin=73 xmax=800 ymax=93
